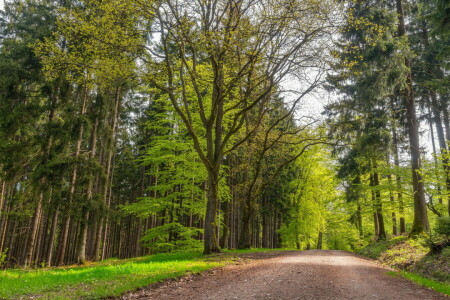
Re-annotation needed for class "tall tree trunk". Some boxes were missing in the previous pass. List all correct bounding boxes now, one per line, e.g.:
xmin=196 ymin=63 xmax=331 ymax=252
xmin=76 ymin=111 xmax=99 ymax=264
xmin=357 ymin=201 xmax=363 ymax=237
xmin=427 ymin=101 xmax=444 ymax=209
xmin=0 ymin=180 xmax=5 ymax=228
xmin=429 ymin=96 xmax=450 ymax=206
xmin=442 ymin=106 xmax=450 ymax=216
xmin=373 ymin=172 xmax=386 ymax=240
xmin=46 ymin=204 xmax=59 ymax=267
xmin=387 ymin=174 xmax=398 ymax=235
xmin=24 ymin=192 xmax=43 ymax=267
xmin=203 ymin=168 xmax=221 ymax=254
xmin=24 ymin=91 xmax=59 ymax=267
xmin=395 ymin=0 xmax=429 ymax=234
xmin=96 ymin=88 xmax=121 ymax=260
xmin=0 ymin=182 xmax=8 ymax=253
xmin=391 ymin=114 xmax=406 ymax=233
xmin=422 ymin=21 xmax=450 ymax=211
xmin=220 ymin=198 xmax=230 ymax=249
xmin=238 ymin=195 xmax=252 ymax=249
xmin=58 ymin=87 xmax=89 ymax=265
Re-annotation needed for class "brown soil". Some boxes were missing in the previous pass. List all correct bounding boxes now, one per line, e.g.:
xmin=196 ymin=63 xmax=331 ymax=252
xmin=119 ymin=250 xmax=449 ymax=300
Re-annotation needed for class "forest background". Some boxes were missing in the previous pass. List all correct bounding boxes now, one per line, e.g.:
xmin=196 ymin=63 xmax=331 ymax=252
xmin=0 ymin=0 xmax=449 ymax=270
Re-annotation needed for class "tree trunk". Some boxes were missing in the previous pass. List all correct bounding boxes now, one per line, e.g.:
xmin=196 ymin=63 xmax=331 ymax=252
xmin=316 ymin=232 xmax=323 ymax=250
xmin=46 ymin=205 xmax=59 ymax=267
xmin=57 ymin=87 xmax=89 ymax=265
xmin=238 ymin=195 xmax=252 ymax=249
xmin=220 ymin=199 xmax=230 ymax=249
xmin=387 ymin=174 xmax=398 ymax=235
xmin=373 ymin=172 xmax=386 ymax=240
xmin=76 ymin=112 xmax=99 ymax=264
xmin=24 ymin=191 xmax=43 ymax=267
xmin=391 ymin=115 xmax=406 ymax=233
xmin=442 ymin=106 xmax=450 ymax=216
xmin=203 ymin=168 xmax=221 ymax=254
xmin=395 ymin=0 xmax=429 ymax=234
xmin=0 ymin=180 xmax=5 ymax=229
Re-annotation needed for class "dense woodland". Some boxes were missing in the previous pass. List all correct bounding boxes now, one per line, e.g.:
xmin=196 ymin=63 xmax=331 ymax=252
xmin=0 ymin=0 xmax=449 ymax=268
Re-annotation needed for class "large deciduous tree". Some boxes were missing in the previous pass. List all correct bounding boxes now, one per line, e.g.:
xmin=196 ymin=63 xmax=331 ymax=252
xmin=149 ymin=0 xmax=336 ymax=254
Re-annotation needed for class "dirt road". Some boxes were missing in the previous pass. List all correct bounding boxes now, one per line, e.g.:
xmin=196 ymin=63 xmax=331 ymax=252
xmin=122 ymin=250 xmax=448 ymax=300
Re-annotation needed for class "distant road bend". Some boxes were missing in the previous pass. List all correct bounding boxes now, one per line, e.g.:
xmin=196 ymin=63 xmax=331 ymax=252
xmin=122 ymin=250 xmax=448 ymax=300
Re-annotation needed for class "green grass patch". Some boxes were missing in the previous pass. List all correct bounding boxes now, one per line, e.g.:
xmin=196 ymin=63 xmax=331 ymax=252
xmin=0 ymin=252 xmax=230 ymax=299
xmin=0 ymin=249 xmax=286 ymax=299
xmin=388 ymin=271 xmax=450 ymax=296
xmin=356 ymin=236 xmax=409 ymax=259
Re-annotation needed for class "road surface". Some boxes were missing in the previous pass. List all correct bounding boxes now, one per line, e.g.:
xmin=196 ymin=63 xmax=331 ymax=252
xmin=121 ymin=250 xmax=448 ymax=300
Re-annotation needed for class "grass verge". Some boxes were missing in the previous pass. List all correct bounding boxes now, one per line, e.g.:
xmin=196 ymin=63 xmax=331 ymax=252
xmin=0 ymin=249 xmax=291 ymax=299
xmin=0 ymin=252 xmax=232 ymax=299
xmin=358 ymin=237 xmax=450 ymax=296
xmin=388 ymin=271 xmax=450 ymax=296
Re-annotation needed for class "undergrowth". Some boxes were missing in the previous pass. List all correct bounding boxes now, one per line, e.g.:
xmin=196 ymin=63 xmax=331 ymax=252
xmin=357 ymin=235 xmax=450 ymax=288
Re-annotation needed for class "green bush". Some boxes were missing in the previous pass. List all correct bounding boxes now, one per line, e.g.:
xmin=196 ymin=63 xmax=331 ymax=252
xmin=436 ymin=217 xmax=450 ymax=236
xmin=441 ymin=247 xmax=450 ymax=258
xmin=141 ymin=222 xmax=203 ymax=253
xmin=0 ymin=248 xmax=7 ymax=268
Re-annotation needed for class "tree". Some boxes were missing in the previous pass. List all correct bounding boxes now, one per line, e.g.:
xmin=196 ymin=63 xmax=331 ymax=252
xmin=143 ymin=0 xmax=336 ymax=253
xmin=394 ymin=0 xmax=429 ymax=234
xmin=327 ymin=0 xmax=429 ymax=237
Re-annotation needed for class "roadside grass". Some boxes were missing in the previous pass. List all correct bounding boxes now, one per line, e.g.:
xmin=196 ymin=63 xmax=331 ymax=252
xmin=359 ymin=237 xmax=450 ymax=296
xmin=356 ymin=236 xmax=409 ymax=260
xmin=388 ymin=271 xmax=450 ymax=296
xmin=0 ymin=249 xmax=293 ymax=299
xmin=0 ymin=252 xmax=231 ymax=299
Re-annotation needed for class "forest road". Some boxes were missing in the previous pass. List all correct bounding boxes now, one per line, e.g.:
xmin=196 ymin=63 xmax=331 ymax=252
xmin=121 ymin=250 xmax=449 ymax=300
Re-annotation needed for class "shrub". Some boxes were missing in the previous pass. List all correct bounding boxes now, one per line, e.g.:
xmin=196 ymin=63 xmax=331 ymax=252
xmin=0 ymin=249 xmax=7 ymax=268
xmin=436 ymin=217 xmax=450 ymax=236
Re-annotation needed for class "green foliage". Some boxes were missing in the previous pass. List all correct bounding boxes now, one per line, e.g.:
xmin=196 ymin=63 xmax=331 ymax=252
xmin=435 ymin=217 xmax=450 ymax=236
xmin=121 ymin=95 xmax=207 ymax=253
xmin=278 ymin=145 xmax=350 ymax=250
xmin=34 ymin=0 xmax=142 ymax=86
xmin=442 ymin=247 xmax=450 ymax=258
xmin=379 ymin=238 xmax=429 ymax=269
xmin=357 ymin=236 xmax=409 ymax=259
xmin=359 ymin=236 xmax=450 ymax=285
xmin=141 ymin=223 xmax=203 ymax=253
xmin=0 ymin=248 xmax=7 ymax=268
xmin=325 ymin=201 xmax=362 ymax=251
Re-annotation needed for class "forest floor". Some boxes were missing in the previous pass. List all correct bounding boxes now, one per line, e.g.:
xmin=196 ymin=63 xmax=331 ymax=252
xmin=120 ymin=250 xmax=449 ymax=300
xmin=357 ymin=236 xmax=450 ymax=285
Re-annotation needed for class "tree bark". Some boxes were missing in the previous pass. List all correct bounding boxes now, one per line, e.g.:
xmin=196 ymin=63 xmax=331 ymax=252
xmin=316 ymin=232 xmax=323 ymax=250
xmin=203 ymin=169 xmax=221 ymax=254
xmin=76 ymin=110 xmax=99 ymax=264
xmin=395 ymin=0 xmax=429 ymax=234
xmin=24 ymin=192 xmax=43 ymax=267
xmin=391 ymin=117 xmax=406 ymax=233
xmin=57 ymin=87 xmax=89 ymax=265
xmin=387 ymin=174 xmax=398 ymax=235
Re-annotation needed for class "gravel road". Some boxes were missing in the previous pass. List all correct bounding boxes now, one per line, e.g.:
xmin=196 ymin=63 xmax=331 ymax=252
xmin=121 ymin=250 xmax=449 ymax=300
